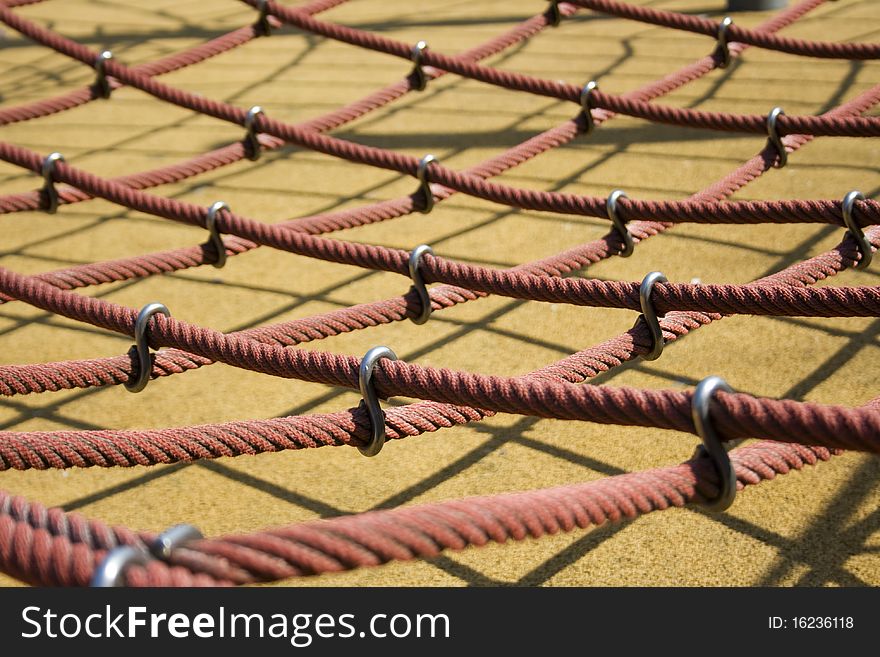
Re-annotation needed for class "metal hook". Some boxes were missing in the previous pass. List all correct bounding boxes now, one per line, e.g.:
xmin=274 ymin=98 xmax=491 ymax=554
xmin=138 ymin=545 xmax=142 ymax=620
xmin=94 ymin=50 xmax=113 ymax=98
xmin=606 ymin=189 xmax=634 ymax=257
xmin=580 ymin=80 xmax=598 ymax=133
xmin=205 ymin=201 xmax=229 ymax=269
xmin=256 ymin=0 xmax=272 ymax=35
xmin=416 ymin=154 xmax=437 ymax=213
xmin=714 ymin=17 xmax=733 ymax=69
xmin=243 ymin=106 xmax=264 ymax=161
xmin=41 ymin=152 xmax=65 ymax=214
xmin=548 ymin=1 xmax=562 ymax=26
xmin=357 ymin=346 xmax=398 ymax=457
xmin=692 ymin=376 xmax=738 ymax=512
xmin=410 ymin=40 xmax=429 ymax=91
xmin=91 ymin=523 xmax=202 ymax=586
xmin=766 ymin=107 xmax=787 ymax=168
xmin=841 ymin=191 xmax=873 ymax=270
xmin=125 ymin=302 xmax=171 ymax=393
xmin=150 ymin=523 xmax=203 ymax=560
xmin=90 ymin=546 xmax=151 ymax=587
xmin=408 ymin=245 xmax=434 ymax=325
xmin=635 ymin=271 xmax=667 ymax=361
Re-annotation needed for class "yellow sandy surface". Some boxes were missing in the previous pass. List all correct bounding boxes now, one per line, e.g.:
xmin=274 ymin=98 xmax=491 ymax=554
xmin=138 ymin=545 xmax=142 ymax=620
xmin=0 ymin=0 xmax=878 ymax=586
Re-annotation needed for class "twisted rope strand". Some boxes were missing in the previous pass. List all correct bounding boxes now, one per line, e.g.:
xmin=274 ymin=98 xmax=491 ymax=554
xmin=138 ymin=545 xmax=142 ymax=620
xmin=1 ymin=0 xmax=877 ymax=588
xmin=0 ymin=436 xmax=849 ymax=586
xmin=568 ymin=0 xmax=880 ymax=59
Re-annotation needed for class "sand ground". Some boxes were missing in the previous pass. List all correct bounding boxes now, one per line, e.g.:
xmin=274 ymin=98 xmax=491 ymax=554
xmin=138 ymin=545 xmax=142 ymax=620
xmin=0 ymin=0 xmax=878 ymax=587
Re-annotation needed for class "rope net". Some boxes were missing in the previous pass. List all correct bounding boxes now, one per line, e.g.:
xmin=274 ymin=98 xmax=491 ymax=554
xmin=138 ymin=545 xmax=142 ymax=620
xmin=0 ymin=0 xmax=877 ymax=587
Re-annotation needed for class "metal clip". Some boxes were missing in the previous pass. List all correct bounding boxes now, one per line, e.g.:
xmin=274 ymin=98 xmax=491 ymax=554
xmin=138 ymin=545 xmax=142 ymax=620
xmin=714 ymin=17 xmax=733 ymax=69
xmin=357 ymin=346 xmax=398 ymax=457
xmin=408 ymin=245 xmax=434 ymax=325
xmin=256 ymin=0 xmax=272 ymax=35
xmin=244 ymin=106 xmax=264 ymax=161
xmin=90 ymin=546 xmax=151 ymax=587
xmin=410 ymin=40 xmax=429 ymax=91
xmin=692 ymin=376 xmax=739 ymax=512
xmin=150 ymin=524 xmax=203 ymax=560
xmin=94 ymin=50 xmax=113 ymax=98
xmin=125 ymin=302 xmax=171 ymax=393
xmin=606 ymin=189 xmax=634 ymax=257
xmin=766 ymin=107 xmax=787 ymax=168
xmin=91 ymin=523 xmax=203 ymax=586
xmin=548 ymin=1 xmax=562 ymax=26
xmin=841 ymin=191 xmax=873 ymax=270
xmin=205 ymin=201 xmax=230 ymax=269
xmin=635 ymin=271 xmax=667 ymax=361
xmin=580 ymin=80 xmax=598 ymax=133
xmin=416 ymin=154 xmax=437 ymax=213
xmin=41 ymin=152 xmax=65 ymax=214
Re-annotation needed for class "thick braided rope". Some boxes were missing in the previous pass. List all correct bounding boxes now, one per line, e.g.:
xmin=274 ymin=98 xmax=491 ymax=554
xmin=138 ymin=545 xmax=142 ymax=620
xmin=567 ymin=0 xmax=880 ymax=59
xmin=0 ymin=0 xmax=876 ymax=588
xmin=2 ymin=357 xmax=875 ymax=587
xmin=0 ymin=438 xmax=848 ymax=586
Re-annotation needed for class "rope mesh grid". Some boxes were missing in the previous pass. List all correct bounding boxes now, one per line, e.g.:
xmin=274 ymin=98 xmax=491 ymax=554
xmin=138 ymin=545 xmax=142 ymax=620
xmin=0 ymin=0 xmax=878 ymax=587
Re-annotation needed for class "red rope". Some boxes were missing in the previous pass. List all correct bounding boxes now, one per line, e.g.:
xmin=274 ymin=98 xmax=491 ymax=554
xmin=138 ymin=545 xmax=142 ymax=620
xmin=568 ymin=0 xmax=880 ymax=59
xmin=0 ymin=0 xmax=877 ymax=588
xmin=0 ymin=438 xmax=849 ymax=586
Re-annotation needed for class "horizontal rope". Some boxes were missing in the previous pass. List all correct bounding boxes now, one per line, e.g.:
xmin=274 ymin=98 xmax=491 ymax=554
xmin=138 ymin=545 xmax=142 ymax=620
xmin=1 ymin=0 xmax=876 ymax=589
xmin=569 ymin=0 xmax=880 ymax=59
xmin=0 ymin=438 xmax=846 ymax=586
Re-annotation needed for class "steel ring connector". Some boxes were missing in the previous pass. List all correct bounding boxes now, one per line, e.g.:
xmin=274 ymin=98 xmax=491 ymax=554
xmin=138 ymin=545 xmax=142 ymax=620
xmin=416 ymin=154 xmax=438 ymax=213
xmin=41 ymin=152 xmax=65 ymax=214
xmin=606 ymin=189 xmax=634 ymax=257
xmin=714 ymin=17 xmax=733 ymax=69
xmin=410 ymin=40 xmax=429 ymax=91
xmin=766 ymin=107 xmax=787 ymax=168
xmin=94 ymin=50 xmax=113 ymax=98
xmin=125 ymin=302 xmax=171 ymax=393
xmin=206 ymin=201 xmax=230 ymax=268
xmin=841 ymin=190 xmax=873 ymax=270
xmin=91 ymin=546 xmax=151 ymax=587
xmin=408 ymin=244 xmax=434 ymax=325
xmin=244 ymin=105 xmax=264 ymax=161
xmin=256 ymin=0 xmax=272 ymax=35
xmin=150 ymin=523 xmax=203 ymax=560
xmin=357 ymin=346 xmax=398 ymax=457
xmin=548 ymin=1 xmax=562 ymax=27
xmin=692 ymin=376 xmax=739 ymax=512
xmin=580 ymin=80 xmax=598 ymax=133
xmin=636 ymin=271 xmax=667 ymax=361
